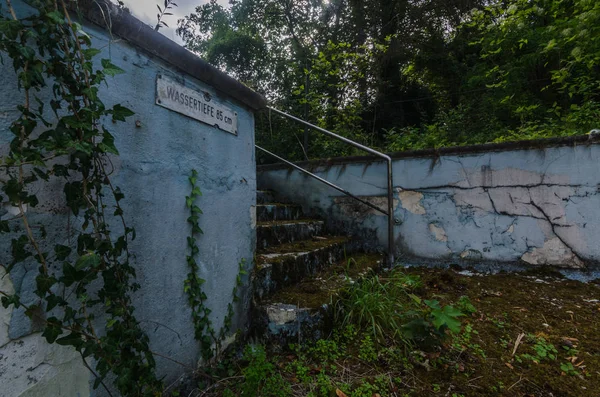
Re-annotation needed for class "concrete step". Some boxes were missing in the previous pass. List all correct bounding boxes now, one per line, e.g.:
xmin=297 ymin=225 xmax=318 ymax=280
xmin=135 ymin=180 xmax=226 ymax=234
xmin=252 ymin=253 xmax=383 ymax=347
xmin=257 ymin=190 xmax=276 ymax=204
xmin=256 ymin=204 xmax=304 ymax=222
xmin=257 ymin=220 xmax=325 ymax=249
xmin=253 ymin=236 xmax=351 ymax=299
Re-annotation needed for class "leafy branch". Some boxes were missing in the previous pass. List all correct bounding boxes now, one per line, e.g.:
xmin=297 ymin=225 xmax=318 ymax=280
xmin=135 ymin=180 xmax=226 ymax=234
xmin=155 ymin=0 xmax=177 ymax=31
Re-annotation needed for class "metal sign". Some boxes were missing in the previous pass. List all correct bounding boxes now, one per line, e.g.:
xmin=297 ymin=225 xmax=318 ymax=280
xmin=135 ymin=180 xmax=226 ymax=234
xmin=155 ymin=75 xmax=238 ymax=135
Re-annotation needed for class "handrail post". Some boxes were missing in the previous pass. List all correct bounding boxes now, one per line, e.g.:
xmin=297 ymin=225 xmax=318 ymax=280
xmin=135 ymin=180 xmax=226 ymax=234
xmin=386 ymin=157 xmax=395 ymax=267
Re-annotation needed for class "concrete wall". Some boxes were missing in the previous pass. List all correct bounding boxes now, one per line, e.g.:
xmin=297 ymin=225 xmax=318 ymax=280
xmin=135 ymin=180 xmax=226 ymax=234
xmin=1 ymin=2 xmax=257 ymax=395
xmin=258 ymin=140 xmax=600 ymax=270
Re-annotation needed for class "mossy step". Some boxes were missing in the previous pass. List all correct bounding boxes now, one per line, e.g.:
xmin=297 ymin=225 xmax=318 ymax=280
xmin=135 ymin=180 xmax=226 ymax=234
xmin=252 ymin=253 xmax=383 ymax=346
xmin=257 ymin=220 xmax=325 ymax=249
xmin=257 ymin=190 xmax=275 ymax=204
xmin=265 ymin=253 xmax=383 ymax=309
xmin=253 ymin=236 xmax=352 ymax=299
xmin=256 ymin=203 xmax=305 ymax=222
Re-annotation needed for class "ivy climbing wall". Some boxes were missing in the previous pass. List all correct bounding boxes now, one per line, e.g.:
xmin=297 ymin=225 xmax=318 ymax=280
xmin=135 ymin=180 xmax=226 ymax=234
xmin=0 ymin=1 xmax=261 ymax=395
xmin=258 ymin=138 xmax=600 ymax=270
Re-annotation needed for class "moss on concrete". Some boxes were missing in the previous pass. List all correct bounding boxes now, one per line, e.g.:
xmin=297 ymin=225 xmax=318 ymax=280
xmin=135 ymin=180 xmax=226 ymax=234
xmin=256 ymin=219 xmax=321 ymax=227
xmin=258 ymin=236 xmax=349 ymax=259
xmin=265 ymin=253 xmax=383 ymax=309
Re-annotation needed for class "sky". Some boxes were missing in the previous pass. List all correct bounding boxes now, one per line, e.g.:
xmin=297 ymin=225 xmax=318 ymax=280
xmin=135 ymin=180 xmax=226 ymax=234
xmin=122 ymin=0 xmax=229 ymax=42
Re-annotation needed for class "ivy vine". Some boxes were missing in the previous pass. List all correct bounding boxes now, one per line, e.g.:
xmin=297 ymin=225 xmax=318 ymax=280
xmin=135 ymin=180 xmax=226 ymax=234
xmin=185 ymin=169 xmax=247 ymax=361
xmin=0 ymin=1 xmax=161 ymax=395
xmin=185 ymin=169 xmax=214 ymax=360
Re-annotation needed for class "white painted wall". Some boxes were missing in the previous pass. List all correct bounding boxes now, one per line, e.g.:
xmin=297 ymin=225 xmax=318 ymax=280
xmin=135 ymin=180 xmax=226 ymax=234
xmin=258 ymin=141 xmax=600 ymax=269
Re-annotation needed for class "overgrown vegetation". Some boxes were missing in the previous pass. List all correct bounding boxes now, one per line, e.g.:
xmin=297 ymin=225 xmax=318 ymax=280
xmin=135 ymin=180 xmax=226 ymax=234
xmin=191 ymin=267 xmax=600 ymax=396
xmin=0 ymin=1 xmax=161 ymax=394
xmin=184 ymin=168 xmax=247 ymax=361
xmin=0 ymin=2 xmax=246 ymax=395
xmin=334 ymin=272 xmax=464 ymax=346
xmin=178 ymin=0 xmax=600 ymax=161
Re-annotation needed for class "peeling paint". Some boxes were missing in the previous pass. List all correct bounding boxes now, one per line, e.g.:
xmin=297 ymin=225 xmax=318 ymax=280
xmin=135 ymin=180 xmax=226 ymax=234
xmin=0 ymin=265 xmax=14 ymax=348
xmin=398 ymin=190 xmax=426 ymax=215
xmin=521 ymin=238 xmax=584 ymax=268
xmin=258 ymin=139 xmax=600 ymax=268
xmin=429 ymin=223 xmax=448 ymax=242
xmin=461 ymin=249 xmax=483 ymax=260
xmin=0 ymin=333 xmax=90 ymax=397
xmin=266 ymin=304 xmax=298 ymax=325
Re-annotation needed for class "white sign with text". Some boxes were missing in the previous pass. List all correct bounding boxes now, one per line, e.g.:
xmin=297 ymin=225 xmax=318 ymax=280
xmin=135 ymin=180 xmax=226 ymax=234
xmin=156 ymin=75 xmax=238 ymax=135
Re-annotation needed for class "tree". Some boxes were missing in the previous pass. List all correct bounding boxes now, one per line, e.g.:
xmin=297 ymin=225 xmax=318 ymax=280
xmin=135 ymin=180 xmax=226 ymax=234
xmin=177 ymin=0 xmax=600 ymax=159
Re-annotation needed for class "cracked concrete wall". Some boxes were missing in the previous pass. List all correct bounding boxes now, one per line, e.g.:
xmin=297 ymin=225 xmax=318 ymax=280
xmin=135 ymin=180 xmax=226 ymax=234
xmin=258 ymin=142 xmax=600 ymax=269
xmin=1 ymin=1 xmax=256 ymax=395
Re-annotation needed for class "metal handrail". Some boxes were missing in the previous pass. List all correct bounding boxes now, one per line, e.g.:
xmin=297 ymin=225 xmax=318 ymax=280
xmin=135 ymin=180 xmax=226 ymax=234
xmin=258 ymin=106 xmax=395 ymax=266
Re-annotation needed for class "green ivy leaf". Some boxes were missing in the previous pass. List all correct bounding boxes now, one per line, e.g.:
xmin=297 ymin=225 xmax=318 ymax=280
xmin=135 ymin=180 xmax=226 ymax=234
xmin=1 ymin=294 xmax=20 ymax=308
xmin=82 ymin=48 xmax=101 ymax=60
xmin=75 ymin=252 xmax=101 ymax=270
xmin=54 ymin=244 xmax=72 ymax=261
xmin=0 ymin=220 xmax=9 ymax=233
xmin=99 ymin=130 xmax=119 ymax=155
xmin=42 ymin=319 xmax=63 ymax=343
xmin=61 ymin=263 xmax=87 ymax=287
xmin=36 ymin=274 xmax=57 ymax=295
xmin=46 ymin=10 xmax=65 ymax=25
xmin=45 ymin=295 xmax=65 ymax=311
xmin=111 ymin=104 xmax=135 ymax=122
xmin=56 ymin=332 xmax=84 ymax=348
xmin=11 ymin=235 xmax=32 ymax=264
xmin=101 ymin=59 xmax=125 ymax=76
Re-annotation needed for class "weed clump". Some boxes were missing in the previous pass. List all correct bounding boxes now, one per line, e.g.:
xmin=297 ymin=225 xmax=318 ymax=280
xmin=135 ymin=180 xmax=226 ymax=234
xmin=334 ymin=271 xmax=465 ymax=347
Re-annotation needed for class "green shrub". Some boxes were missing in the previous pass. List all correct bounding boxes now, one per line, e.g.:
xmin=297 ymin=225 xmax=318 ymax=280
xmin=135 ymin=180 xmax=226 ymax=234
xmin=224 ymin=345 xmax=291 ymax=397
xmin=335 ymin=271 xmax=464 ymax=347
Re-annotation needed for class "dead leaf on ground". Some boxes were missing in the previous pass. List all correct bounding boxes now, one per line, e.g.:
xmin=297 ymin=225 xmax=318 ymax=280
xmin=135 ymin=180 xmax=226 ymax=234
xmin=335 ymin=389 xmax=348 ymax=397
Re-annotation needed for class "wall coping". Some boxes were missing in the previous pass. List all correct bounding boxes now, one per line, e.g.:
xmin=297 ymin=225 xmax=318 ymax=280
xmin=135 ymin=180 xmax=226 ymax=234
xmin=72 ymin=0 xmax=267 ymax=111
xmin=257 ymin=134 xmax=600 ymax=171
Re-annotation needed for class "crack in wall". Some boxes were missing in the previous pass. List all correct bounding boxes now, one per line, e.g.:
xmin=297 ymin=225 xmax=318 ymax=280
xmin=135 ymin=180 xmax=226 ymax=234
xmin=527 ymin=195 xmax=583 ymax=263
xmin=415 ymin=182 xmax=590 ymax=192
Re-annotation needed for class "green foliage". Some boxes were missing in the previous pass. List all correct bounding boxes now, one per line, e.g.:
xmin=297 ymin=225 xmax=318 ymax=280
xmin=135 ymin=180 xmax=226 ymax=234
xmin=184 ymin=169 xmax=215 ymax=360
xmin=179 ymin=0 xmax=600 ymax=160
xmin=358 ymin=334 xmax=378 ymax=362
xmin=451 ymin=323 xmax=486 ymax=358
xmin=225 ymin=345 xmax=291 ymax=397
xmin=424 ymin=300 xmax=464 ymax=334
xmin=335 ymin=270 xmax=464 ymax=346
xmin=560 ymin=362 xmax=580 ymax=376
xmin=306 ymin=338 xmax=342 ymax=364
xmin=155 ymin=0 xmax=177 ymax=31
xmin=515 ymin=334 xmax=558 ymax=364
xmin=456 ymin=296 xmax=477 ymax=315
xmin=0 ymin=2 xmax=161 ymax=394
xmin=184 ymin=169 xmax=247 ymax=360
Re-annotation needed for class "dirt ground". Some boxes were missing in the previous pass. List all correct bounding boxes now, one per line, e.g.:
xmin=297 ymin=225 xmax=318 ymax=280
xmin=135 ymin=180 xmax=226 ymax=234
xmin=194 ymin=266 xmax=600 ymax=397
xmin=388 ymin=267 xmax=600 ymax=396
